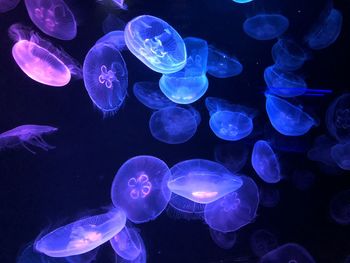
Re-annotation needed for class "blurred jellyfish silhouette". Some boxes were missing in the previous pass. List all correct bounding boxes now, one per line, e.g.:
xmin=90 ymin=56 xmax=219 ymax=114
xmin=102 ymin=14 xmax=126 ymax=34
xmin=205 ymin=97 xmax=257 ymax=118
xmin=307 ymin=135 xmax=338 ymax=167
xmin=97 ymin=0 xmax=127 ymax=10
xmin=0 ymin=0 xmax=20 ymax=13
xmin=243 ymin=14 xmax=289 ymax=41
xmin=260 ymin=243 xmax=316 ymax=263
xmin=331 ymin=142 xmax=350 ymax=170
xmin=24 ymin=0 xmax=77 ymax=40
xmin=292 ymin=169 xmax=315 ymax=191
xmin=330 ymin=189 xmax=350 ymax=225
xmin=259 ymin=185 xmax=280 ymax=208
xmin=124 ymin=15 xmax=186 ymax=74
xmin=111 ymin=156 xmax=171 ymax=223
xmin=96 ymin=31 xmax=126 ymax=50
xmin=116 ymin=231 xmax=147 ymax=263
xmin=209 ymin=228 xmax=237 ymax=250
xmin=214 ymin=143 xmax=249 ymax=173
xmin=250 ymin=229 xmax=278 ymax=257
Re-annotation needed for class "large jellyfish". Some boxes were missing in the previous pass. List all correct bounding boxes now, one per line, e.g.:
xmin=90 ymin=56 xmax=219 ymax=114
xmin=251 ymin=140 xmax=281 ymax=184
xmin=331 ymin=142 xmax=350 ymax=170
xmin=209 ymin=228 xmax=237 ymax=250
xmin=265 ymin=94 xmax=317 ymax=136
xmin=96 ymin=31 xmax=126 ymax=51
xmin=111 ymin=156 xmax=172 ymax=223
xmin=243 ymin=14 xmax=289 ymax=41
xmin=250 ymin=229 xmax=278 ymax=257
xmin=329 ymin=189 xmax=350 ymax=225
xmin=214 ymin=143 xmax=249 ymax=173
xmin=9 ymin=23 xmax=81 ymax=87
xmin=124 ymin=15 xmax=186 ymax=74
xmin=83 ymin=42 xmax=128 ymax=115
xmin=35 ymin=208 xmax=126 ymax=257
xmin=167 ymin=159 xmax=243 ymax=204
xmin=24 ymin=0 xmax=77 ymax=40
xmin=0 ymin=0 xmax=20 ymax=13
xmin=260 ymin=243 xmax=316 ymax=263
xmin=204 ymin=176 xmax=259 ymax=232
xmin=159 ymin=37 xmax=209 ymax=104
xmin=149 ymin=106 xmax=198 ymax=144
xmin=0 ymin=125 xmax=57 ymax=154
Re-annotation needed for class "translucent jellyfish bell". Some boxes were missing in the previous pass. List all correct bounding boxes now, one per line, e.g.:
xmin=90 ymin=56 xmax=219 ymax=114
xmin=96 ymin=31 xmax=126 ymax=51
xmin=250 ymin=229 xmax=278 ymax=257
xmin=329 ymin=189 xmax=350 ymax=225
xmin=111 ymin=156 xmax=172 ymax=223
xmin=260 ymin=243 xmax=316 ymax=263
xmin=117 ymin=231 xmax=146 ymax=263
xmin=214 ymin=143 xmax=250 ymax=173
xmin=24 ymin=0 xmax=77 ymax=40
xmin=168 ymin=159 xmax=243 ymax=204
xmin=0 ymin=0 xmax=20 ymax=13
xmin=124 ymin=15 xmax=187 ymax=74
xmin=331 ymin=142 xmax=350 ymax=170
xmin=232 ymin=0 xmax=253 ymax=3
xmin=209 ymin=228 xmax=237 ymax=250
xmin=205 ymin=97 xmax=257 ymax=117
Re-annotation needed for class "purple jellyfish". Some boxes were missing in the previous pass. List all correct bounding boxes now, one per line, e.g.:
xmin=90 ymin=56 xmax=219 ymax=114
xmin=250 ymin=229 xmax=278 ymax=257
xmin=329 ymin=189 xmax=350 ymax=225
xmin=110 ymin=226 xmax=143 ymax=260
xmin=260 ymin=243 xmax=316 ymax=263
xmin=209 ymin=228 xmax=237 ymax=250
xmin=0 ymin=0 xmax=20 ymax=13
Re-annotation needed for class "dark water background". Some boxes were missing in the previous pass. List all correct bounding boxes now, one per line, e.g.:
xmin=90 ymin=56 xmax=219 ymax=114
xmin=1 ymin=0 xmax=350 ymax=262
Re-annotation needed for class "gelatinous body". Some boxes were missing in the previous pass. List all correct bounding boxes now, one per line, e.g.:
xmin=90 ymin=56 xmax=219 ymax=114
xmin=117 ymin=231 xmax=146 ymax=263
xmin=243 ymin=14 xmax=289 ymax=41
xmin=205 ymin=97 xmax=257 ymax=118
xmin=167 ymin=194 xmax=206 ymax=220
xmin=96 ymin=31 xmax=126 ymax=50
xmin=331 ymin=142 xmax=350 ymax=170
xmin=0 ymin=0 xmax=20 ymax=13
xmin=124 ymin=15 xmax=186 ymax=74
xmin=111 ymin=156 xmax=171 ymax=223
xmin=214 ymin=143 xmax=249 ymax=173
xmin=330 ymin=189 xmax=350 ymax=225
xmin=307 ymin=135 xmax=337 ymax=166
xmin=110 ymin=226 xmax=142 ymax=260
xmin=209 ymin=229 xmax=237 ymax=250
xmin=250 ymin=229 xmax=278 ymax=257
xmin=260 ymin=243 xmax=316 ymax=263
xmin=272 ymin=39 xmax=307 ymax=71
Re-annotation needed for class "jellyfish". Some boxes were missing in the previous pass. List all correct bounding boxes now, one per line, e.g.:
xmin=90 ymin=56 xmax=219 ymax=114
xmin=260 ymin=243 xmax=316 ymax=263
xmin=232 ymin=0 xmax=253 ymax=3
xmin=149 ymin=106 xmax=198 ymax=144
xmin=102 ymin=14 xmax=126 ymax=34
xmin=96 ymin=31 xmax=126 ymax=51
xmin=265 ymin=94 xmax=317 ymax=136
xmin=0 ymin=125 xmax=57 ymax=154
xmin=305 ymin=9 xmax=343 ymax=50
xmin=204 ymin=176 xmax=259 ymax=232
xmin=209 ymin=228 xmax=237 ymax=250
xmin=168 ymin=159 xmax=243 ymax=204
xmin=329 ymin=189 xmax=350 ymax=225
xmin=0 ymin=0 xmax=20 ymax=13
xmin=243 ymin=14 xmax=289 ymax=41
xmin=186 ymin=105 xmax=202 ymax=126
xmin=205 ymin=97 xmax=257 ymax=117
xmin=133 ymin=81 xmax=176 ymax=110
xmin=97 ymin=0 xmax=127 ymax=10
xmin=331 ymin=142 xmax=350 ymax=170
xmin=24 ymin=0 xmax=77 ymax=40
xmin=251 ymin=140 xmax=281 ymax=184
xmin=292 ymin=169 xmax=315 ymax=191
xmin=214 ymin=143 xmax=249 ymax=173
xmin=167 ymin=193 xmax=206 ymax=221
xmin=159 ymin=37 xmax=209 ymax=104
xmin=111 ymin=155 xmax=171 ymax=223
xmin=83 ymin=42 xmax=128 ymax=115
xmin=259 ymin=185 xmax=280 ymax=208
xmin=307 ymin=135 xmax=338 ymax=166
xmin=207 ymin=46 xmax=243 ymax=78
xmin=250 ymin=229 xmax=278 ymax=257
xmin=124 ymin=15 xmax=187 ymax=74
xmin=117 ymin=232 xmax=146 ymax=263
xmin=35 ymin=208 xmax=126 ymax=257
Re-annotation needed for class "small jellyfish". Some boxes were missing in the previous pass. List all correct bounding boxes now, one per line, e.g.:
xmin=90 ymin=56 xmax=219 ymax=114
xmin=102 ymin=14 xmax=126 ymax=34
xmin=207 ymin=46 xmax=243 ymax=78
xmin=330 ymin=189 xmax=350 ymax=225
xmin=133 ymin=81 xmax=175 ymax=110
xmin=265 ymin=94 xmax=317 ymax=136
xmin=251 ymin=140 xmax=281 ymax=184
xmin=35 ymin=208 xmax=126 ymax=257
xmin=24 ymin=0 xmax=77 ymax=40
xmin=168 ymin=159 xmax=243 ymax=204
xmin=259 ymin=185 xmax=280 ymax=208
xmin=260 ymin=243 xmax=316 ymax=263
xmin=205 ymin=97 xmax=257 ymax=117
xmin=0 ymin=125 xmax=57 ymax=154
xmin=243 ymin=14 xmax=289 ymax=41
xmin=96 ymin=31 xmax=126 ymax=51
xmin=149 ymin=106 xmax=198 ymax=144
xmin=124 ymin=15 xmax=187 ymax=74
xmin=250 ymin=229 xmax=278 ymax=257
xmin=117 ymin=231 xmax=146 ymax=263
xmin=97 ymin=0 xmax=128 ymax=10
xmin=292 ymin=169 xmax=315 ymax=191
xmin=111 ymin=155 xmax=172 ymax=223
xmin=305 ymin=8 xmax=343 ymax=50
xmin=307 ymin=135 xmax=337 ymax=167
xmin=331 ymin=142 xmax=350 ymax=170
xmin=209 ymin=228 xmax=237 ymax=250
xmin=204 ymin=176 xmax=259 ymax=233
xmin=0 ymin=0 xmax=20 ymax=13
xmin=214 ymin=143 xmax=250 ymax=173
xmin=83 ymin=43 xmax=128 ymax=115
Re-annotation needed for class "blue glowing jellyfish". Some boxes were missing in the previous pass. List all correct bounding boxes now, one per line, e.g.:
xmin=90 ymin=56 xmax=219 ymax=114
xmin=83 ymin=43 xmax=128 ymax=115
xmin=232 ymin=0 xmax=253 ymax=3
xmin=330 ymin=189 xmax=350 ymax=225
xmin=167 ymin=193 xmax=206 ymax=221
xmin=259 ymin=185 xmax=280 ymax=208
xmin=209 ymin=228 xmax=237 ymax=250
xmin=250 ymin=229 xmax=278 ymax=257
xmin=214 ymin=143 xmax=249 ymax=173
xmin=117 ymin=231 xmax=146 ymax=263
xmin=265 ymin=94 xmax=317 ymax=136
xmin=207 ymin=46 xmax=243 ymax=78
xmin=24 ymin=0 xmax=77 ymax=40
xmin=168 ymin=159 xmax=243 ymax=204
xmin=149 ymin=106 xmax=198 ymax=144
xmin=260 ymin=243 xmax=316 ymax=263
xmin=111 ymin=155 xmax=171 ymax=223
xmin=133 ymin=81 xmax=175 ymax=110
xmin=0 ymin=0 xmax=20 ymax=13
xmin=306 ymin=9 xmax=343 ymax=50
xmin=96 ymin=31 xmax=126 ymax=51
xmin=124 ymin=15 xmax=186 ymax=74
xmin=35 ymin=208 xmax=126 ymax=257
xmin=204 ymin=176 xmax=259 ymax=232
xmin=307 ymin=135 xmax=337 ymax=167
xmin=159 ymin=37 xmax=209 ymax=104
xmin=292 ymin=169 xmax=315 ymax=191
xmin=102 ymin=14 xmax=126 ymax=34
xmin=186 ymin=105 xmax=202 ymax=126
xmin=205 ymin=97 xmax=257 ymax=117
xmin=331 ymin=142 xmax=350 ymax=170
xmin=243 ymin=14 xmax=289 ymax=41
xmin=251 ymin=140 xmax=281 ymax=184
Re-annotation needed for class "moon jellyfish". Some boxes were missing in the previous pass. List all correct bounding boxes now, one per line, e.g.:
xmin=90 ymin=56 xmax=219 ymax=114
xmin=24 ymin=0 xmax=77 ymax=40
xmin=117 ymin=232 xmax=146 ymax=263
xmin=168 ymin=159 xmax=243 ymax=204
xmin=260 ymin=243 xmax=316 ymax=263
xmin=133 ymin=81 xmax=175 ymax=110
xmin=96 ymin=31 xmax=126 ymax=51
xmin=102 ymin=14 xmax=126 ymax=34
xmin=204 ymin=176 xmax=259 ymax=233
xmin=0 ymin=0 xmax=20 ymax=13
xmin=167 ymin=194 xmax=205 ymax=221
xmin=35 ymin=208 xmax=126 ymax=257
xmin=83 ymin=43 xmax=128 ymax=115
xmin=243 ymin=14 xmax=289 ymax=41
xmin=306 ymin=9 xmax=343 ymax=50
xmin=149 ymin=106 xmax=198 ymax=144
xmin=265 ymin=94 xmax=317 ymax=136
xmin=307 ymin=135 xmax=337 ymax=166
xmin=331 ymin=142 xmax=350 ymax=170
xmin=0 ymin=125 xmax=57 ymax=154
xmin=259 ymin=185 xmax=280 ymax=208
xmin=205 ymin=97 xmax=257 ymax=117
xmin=110 ymin=226 xmax=142 ymax=260
xmin=214 ymin=143 xmax=249 ymax=173
xmin=250 ymin=229 xmax=278 ymax=257
xmin=124 ymin=15 xmax=186 ymax=74
xmin=159 ymin=37 xmax=209 ymax=104
xmin=111 ymin=155 xmax=171 ymax=223
xmin=209 ymin=228 xmax=237 ymax=250
xmin=330 ymin=189 xmax=350 ymax=225
xmin=207 ymin=46 xmax=243 ymax=78
xmin=251 ymin=140 xmax=281 ymax=184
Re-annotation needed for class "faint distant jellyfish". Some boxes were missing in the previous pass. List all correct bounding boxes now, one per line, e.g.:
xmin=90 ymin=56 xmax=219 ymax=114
xmin=102 ymin=14 xmax=126 ymax=34
xmin=0 ymin=0 xmax=20 ymax=13
xmin=260 ymin=243 xmax=316 ymax=263
xmin=214 ymin=143 xmax=249 ymax=173
xmin=124 ymin=15 xmax=187 ymax=74
xmin=205 ymin=97 xmax=257 ymax=117
xmin=250 ymin=229 xmax=278 ymax=257
xmin=209 ymin=228 xmax=237 ymax=250
xmin=24 ymin=0 xmax=77 ymax=40
xmin=111 ymin=156 xmax=172 ymax=223
xmin=243 ymin=14 xmax=289 ymax=41
xmin=307 ymin=135 xmax=337 ymax=166
xmin=110 ymin=226 xmax=142 ymax=260
xmin=96 ymin=31 xmax=126 ymax=50
xmin=98 ymin=0 xmax=127 ymax=10
xmin=259 ymin=185 xmax=280 ymax=208
xmin=35 ymin=208 xmax=126 ymax=257
xmin=204 ymin=176 xmax=259 ymax=232
xmin=251 ymin=140 xmax=281 ymax=184
xmin=329 ymin=189 xmax=350 ymax=225
xmin=331 ymin=142 xmax=350 ymax=170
